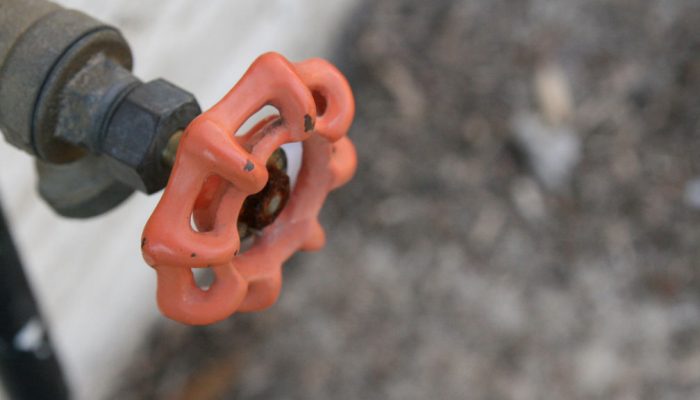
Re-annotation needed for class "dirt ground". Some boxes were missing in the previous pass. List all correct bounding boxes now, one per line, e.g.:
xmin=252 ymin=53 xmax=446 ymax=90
xmin=114 ymin=1 xmax=700 ymax=399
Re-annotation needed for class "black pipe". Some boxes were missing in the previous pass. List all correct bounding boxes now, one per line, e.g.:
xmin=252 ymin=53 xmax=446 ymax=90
xmin=0 ymin=196 xmax=69 ymax=399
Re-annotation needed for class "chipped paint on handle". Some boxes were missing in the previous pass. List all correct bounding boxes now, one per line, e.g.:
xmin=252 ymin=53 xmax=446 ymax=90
xmin=142 ymin=52 xmax=356 ymax=325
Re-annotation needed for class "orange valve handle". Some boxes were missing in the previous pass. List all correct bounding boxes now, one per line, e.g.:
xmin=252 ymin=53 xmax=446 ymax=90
xmin=141 ymin=53 xmax=356 ymax=325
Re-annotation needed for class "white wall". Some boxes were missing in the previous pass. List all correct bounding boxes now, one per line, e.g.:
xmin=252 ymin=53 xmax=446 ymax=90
xmin=0 ymin=1 xmax=358 ymax=398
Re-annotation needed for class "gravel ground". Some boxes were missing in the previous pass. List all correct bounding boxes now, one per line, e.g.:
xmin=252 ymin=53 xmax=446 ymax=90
xmin=114 ymin=1 xmax=700 ymax=399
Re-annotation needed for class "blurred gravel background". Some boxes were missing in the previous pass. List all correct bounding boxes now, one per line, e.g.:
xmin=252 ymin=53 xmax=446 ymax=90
xmin=105 ymin=0 xmax=699 ymax=399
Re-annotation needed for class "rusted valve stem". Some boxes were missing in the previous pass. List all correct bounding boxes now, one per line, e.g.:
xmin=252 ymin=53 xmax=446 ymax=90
xmin=162 ymin=131 xmax=291 ymax=238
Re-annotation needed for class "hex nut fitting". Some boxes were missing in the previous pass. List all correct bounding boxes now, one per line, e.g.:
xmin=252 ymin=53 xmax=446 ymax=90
xmin=101 ymin=79 xmax=201 ymax=194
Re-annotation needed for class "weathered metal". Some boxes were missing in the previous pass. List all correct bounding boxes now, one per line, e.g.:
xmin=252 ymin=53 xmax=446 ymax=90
xmin=0 ymin=0 xmax=201 ymax=217
xmin=101 ymin=79 xmax=200 ymax=194
xmin=0 ymin=0 xmax=130 ymax=161
xmin=238 ymin=148 xmax=291 ymax=233
xmin=36 ymin=156 xmax=134 ymax=218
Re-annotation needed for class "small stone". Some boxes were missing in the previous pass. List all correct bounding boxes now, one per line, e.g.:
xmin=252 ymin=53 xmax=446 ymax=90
xmin=512 ymin=112 xmax=581 ymax=191
xmin=684 ymin=179 xmax=700 ymax=209
xmin=535 ymin=62 xmax=573 ymax=126
xmin=510 ymin=177 xmax=546 ymax=222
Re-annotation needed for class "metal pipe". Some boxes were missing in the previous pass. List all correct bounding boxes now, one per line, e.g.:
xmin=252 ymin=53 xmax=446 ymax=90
xmin=0 ymin=0 xmax=200 ymax=217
